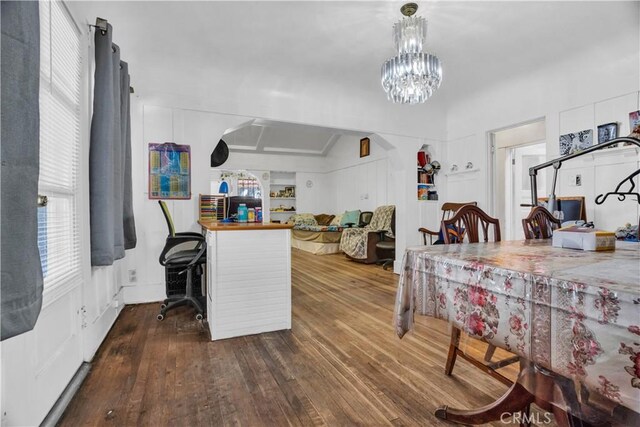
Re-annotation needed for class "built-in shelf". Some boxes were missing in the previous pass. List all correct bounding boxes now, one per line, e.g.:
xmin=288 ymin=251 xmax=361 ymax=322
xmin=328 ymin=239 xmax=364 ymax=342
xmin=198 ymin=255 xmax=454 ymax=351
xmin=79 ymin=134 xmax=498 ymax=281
xmin=270 ymin=171 xmax=296 ymax=217
xmin=584 ymin=144 xmax=639 ymax=159
xmin=446 ymin=167 xmax=481 ymax=177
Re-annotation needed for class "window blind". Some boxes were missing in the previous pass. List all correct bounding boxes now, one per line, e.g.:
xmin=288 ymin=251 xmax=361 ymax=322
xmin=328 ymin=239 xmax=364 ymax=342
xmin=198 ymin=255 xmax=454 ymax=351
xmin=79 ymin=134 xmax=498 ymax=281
xmin=38 ymin=1 xmax=82 ymax=290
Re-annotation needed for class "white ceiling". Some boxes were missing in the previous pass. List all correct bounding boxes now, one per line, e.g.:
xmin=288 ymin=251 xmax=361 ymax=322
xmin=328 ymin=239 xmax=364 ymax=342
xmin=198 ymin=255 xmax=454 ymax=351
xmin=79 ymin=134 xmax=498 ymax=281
xmin=67 ymin=1 xmax=638 ymax=155
xmin=221 ymin=119 xmax=368 ymax=156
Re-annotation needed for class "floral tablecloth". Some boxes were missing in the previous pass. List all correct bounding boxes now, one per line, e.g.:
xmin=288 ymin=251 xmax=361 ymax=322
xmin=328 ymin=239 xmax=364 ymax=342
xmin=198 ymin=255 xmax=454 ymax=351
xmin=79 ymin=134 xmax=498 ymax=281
xmin=394 ymin=240 xmax=640 ymax=412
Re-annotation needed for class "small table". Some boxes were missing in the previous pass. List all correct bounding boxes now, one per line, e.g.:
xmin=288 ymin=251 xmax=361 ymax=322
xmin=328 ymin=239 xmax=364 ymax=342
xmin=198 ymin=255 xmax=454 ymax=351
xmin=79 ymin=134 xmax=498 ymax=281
xmin=394 ymin=240 xmax=640 ymax=424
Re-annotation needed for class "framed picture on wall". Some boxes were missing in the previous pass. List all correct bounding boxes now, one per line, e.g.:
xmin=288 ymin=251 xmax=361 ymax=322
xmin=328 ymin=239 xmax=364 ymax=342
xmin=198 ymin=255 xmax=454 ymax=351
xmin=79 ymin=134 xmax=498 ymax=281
xmin=148 ymin=142 xmax=191 ymax=199
xmin=558 ymin=129 xmax=593 ymax=156
xmin=630 ymin=111 xmax=640 ymax=135
xmin=284 ymin=186 xmax=295 ymax=198
xmin=360 ymin=137 xmax=370 ymax=158
xmin=597 ymin=122 xmax=618 ymax=147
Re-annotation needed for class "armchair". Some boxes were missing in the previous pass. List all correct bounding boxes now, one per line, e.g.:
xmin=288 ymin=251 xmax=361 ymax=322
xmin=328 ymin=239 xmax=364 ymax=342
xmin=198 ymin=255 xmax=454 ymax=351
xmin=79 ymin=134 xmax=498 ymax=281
xmin=340 ymin=205 xmax=395 ymax=264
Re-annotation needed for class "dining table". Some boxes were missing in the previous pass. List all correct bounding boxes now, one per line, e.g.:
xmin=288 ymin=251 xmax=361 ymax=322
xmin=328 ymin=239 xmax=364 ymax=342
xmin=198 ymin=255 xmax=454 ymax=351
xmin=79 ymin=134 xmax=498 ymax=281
xmin=394 ymin=239 xmax=640 ymax=425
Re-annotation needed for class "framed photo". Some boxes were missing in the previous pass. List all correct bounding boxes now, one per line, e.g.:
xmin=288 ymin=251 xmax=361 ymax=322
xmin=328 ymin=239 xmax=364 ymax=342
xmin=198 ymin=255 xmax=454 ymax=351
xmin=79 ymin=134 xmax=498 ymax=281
xmin=284 ymin=186 xmax=295 ymax=198
xmin=559 ymin=130 xmax=593 ymax=156
xmin=360 ymin=137 xmax=370 ymax=158
xmin=630 ymin=110 xmax=640 ymax=135
xmin=597 ymin=122 xmax=618 ymax=147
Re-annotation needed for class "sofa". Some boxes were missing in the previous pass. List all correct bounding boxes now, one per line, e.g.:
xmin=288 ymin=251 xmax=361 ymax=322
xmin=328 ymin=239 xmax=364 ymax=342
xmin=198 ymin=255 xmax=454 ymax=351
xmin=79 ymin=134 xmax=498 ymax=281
xmin=288 ymin=213 xmax=345 ymax=255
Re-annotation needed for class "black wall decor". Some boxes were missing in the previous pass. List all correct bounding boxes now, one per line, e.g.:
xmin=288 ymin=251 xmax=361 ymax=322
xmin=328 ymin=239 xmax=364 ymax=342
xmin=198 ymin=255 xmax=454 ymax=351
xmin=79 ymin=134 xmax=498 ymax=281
xmin=211 ymin=139 xmax=229 ymax=167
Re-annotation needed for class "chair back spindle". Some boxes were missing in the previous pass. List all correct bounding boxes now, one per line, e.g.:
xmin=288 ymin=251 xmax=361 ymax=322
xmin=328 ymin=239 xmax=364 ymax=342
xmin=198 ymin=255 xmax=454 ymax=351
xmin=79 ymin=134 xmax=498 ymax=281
xmin=522 ymin=206 xmax=561 ymax=240
xmin=419 ymin=201 xmax=477 ymax=245
xmin=441 ymin=205 xmax=501 ymax=244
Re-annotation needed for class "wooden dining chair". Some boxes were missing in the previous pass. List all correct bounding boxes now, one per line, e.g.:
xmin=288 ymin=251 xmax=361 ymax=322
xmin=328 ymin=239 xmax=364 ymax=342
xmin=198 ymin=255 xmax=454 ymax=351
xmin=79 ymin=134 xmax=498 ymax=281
xmin=522 ymin=206 xmax=561 ymax=240
xmin=440 ymin=205 xmax=518 ymax=386
xmin=418 ymin=201 xmax=477 ymax=245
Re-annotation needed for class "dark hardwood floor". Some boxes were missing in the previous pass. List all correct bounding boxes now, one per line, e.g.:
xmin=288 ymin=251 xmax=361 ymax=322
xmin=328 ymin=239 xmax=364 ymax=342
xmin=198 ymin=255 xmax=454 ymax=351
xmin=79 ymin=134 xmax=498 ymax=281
xmin=60 ymin=249 xmax=526 ymax=426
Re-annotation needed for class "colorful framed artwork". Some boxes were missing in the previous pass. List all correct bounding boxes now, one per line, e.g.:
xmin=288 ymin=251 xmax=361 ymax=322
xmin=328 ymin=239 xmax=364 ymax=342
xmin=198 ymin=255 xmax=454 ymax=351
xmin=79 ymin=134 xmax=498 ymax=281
xmin=630 ymin=110 xmax=640 ymax=135
xmin=597 ymin=122 xmax=618 ymax=147
xmin=148 ymin=142 xmax=191 ymax=199
xmin=360 ymin=137 xmax=370 ymax=158
xmin=559 ymin=129 xmax=593 ymax=156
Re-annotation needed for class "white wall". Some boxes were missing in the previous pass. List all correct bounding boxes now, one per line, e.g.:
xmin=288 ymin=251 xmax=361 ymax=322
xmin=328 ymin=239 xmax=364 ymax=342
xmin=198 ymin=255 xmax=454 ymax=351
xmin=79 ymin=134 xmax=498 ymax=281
xmin=442 ymin=9 xmax=640 ymax=222
xmin=129 ymin=103 xmax=442 ymax=301
xmin=556 ymin=92 xmax=640 ymax=231
xmin=324 ymin=134 xmax=391 ymax=214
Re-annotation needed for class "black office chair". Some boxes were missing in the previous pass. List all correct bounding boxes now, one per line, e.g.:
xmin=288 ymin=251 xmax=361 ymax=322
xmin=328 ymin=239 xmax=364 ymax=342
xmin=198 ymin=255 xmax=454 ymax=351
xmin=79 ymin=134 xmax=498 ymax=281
xmin=157 ymin=201 xmax=207 ymax=321
xmin=375 ymin=210 xmax=395 ymax=270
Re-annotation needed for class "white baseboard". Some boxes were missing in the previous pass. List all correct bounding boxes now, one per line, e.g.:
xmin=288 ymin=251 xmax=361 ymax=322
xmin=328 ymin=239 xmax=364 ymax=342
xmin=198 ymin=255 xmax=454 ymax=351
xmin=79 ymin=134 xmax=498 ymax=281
xmin=123 ymin=283 xmax=165 ymax=304
xmin=83 ymin=289 xmax=124 ymax=361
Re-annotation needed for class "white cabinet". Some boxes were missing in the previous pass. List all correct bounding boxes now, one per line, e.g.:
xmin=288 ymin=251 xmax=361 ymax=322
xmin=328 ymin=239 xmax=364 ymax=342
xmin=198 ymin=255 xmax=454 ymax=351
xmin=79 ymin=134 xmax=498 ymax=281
xmin=205 ymin=227 xmax=292 ymax=340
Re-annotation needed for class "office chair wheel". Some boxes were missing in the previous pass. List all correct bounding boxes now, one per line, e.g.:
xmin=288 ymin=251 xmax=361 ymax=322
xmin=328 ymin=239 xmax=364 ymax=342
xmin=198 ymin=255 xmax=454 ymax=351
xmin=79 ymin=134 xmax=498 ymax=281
xmin=160 ymin=303 xmax=167 ymax=309
xmin=195 ymin=313 xmax=203 ymax=321
xmin=157 ymin=314 xmax=164 ymax=321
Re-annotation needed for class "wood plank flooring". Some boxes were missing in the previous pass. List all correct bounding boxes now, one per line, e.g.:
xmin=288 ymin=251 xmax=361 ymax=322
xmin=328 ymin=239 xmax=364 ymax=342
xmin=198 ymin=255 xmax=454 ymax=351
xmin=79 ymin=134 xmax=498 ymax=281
xmin=60 ymin=249 xmax=526 ymax=426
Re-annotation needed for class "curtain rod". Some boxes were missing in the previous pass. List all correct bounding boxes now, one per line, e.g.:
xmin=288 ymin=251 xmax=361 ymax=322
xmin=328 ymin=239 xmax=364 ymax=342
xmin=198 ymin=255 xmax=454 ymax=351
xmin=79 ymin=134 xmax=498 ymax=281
xmin=89 ymin=17 xmax=108 ymax=34
xmin=89 ymin=18 xmax=135 ymax=94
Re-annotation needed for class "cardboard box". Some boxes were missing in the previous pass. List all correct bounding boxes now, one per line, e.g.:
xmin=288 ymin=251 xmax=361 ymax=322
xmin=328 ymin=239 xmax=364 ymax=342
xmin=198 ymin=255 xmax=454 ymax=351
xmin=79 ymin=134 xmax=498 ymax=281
xmin=552 ymin=226 xmax=616 ymax=251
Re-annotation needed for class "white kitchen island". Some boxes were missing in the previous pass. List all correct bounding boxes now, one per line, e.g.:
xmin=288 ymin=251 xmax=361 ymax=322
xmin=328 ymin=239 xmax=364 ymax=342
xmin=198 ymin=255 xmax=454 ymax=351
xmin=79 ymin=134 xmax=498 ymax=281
xmin=198 ymin=221 xmax=294 ymax=340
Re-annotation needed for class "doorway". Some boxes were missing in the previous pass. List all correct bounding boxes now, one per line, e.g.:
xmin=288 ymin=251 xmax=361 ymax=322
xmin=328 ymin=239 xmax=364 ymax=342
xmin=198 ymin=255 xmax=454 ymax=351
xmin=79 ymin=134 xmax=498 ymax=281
xmin=505 ymin=143 xmax=547 ymax=240
xmin=490 ymin=119 xmax=546 ymax=241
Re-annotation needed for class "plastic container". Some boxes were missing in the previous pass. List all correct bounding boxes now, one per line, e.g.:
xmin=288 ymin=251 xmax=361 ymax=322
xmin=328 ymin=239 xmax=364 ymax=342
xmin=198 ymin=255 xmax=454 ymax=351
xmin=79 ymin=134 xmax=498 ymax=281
xmin=237 ymin=203 xmax=248 ymax=223
xmin=248 ymin=208 xmax=255 ymax=223
xmin=417 ymin=184 xmax=429 ymax=200
xmin=255 ymin=207 xmax=263 ymax=222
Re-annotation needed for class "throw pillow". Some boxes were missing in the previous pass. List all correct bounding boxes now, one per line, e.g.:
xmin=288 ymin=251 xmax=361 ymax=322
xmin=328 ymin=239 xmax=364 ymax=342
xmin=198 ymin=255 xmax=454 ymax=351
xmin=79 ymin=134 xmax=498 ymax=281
xmin=314 ymin=214 xmax=335 ymax=226
xmin=293 ymin=213 xmax=317 ymax=227
xmin=330 ymin=213 xmax=343 ymax=226
xmin=340 ymin=210 xmax=361 ymax=226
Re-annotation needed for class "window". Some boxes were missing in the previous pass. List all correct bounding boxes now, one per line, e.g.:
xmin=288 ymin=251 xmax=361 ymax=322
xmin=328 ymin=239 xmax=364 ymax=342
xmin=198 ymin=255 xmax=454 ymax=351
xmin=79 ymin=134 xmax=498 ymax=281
xmin=37 ymin=1 xmax=82 ymax=289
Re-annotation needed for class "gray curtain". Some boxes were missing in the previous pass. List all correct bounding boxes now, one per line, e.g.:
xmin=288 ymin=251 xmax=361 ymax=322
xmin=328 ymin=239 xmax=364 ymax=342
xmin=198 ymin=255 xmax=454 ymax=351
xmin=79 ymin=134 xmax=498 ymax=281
xmin=89 ymin=27 xmax=136 ymax=265
xmin=1 ymin=1 xmax=43 ymax=340
xmin=121 ymin=61 xmax=137 ymax=249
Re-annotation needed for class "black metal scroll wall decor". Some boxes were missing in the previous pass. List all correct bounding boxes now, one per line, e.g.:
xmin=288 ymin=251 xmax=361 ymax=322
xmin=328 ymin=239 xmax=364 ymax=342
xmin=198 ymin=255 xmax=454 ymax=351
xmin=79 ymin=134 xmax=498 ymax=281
xmin=527 ymin=136 xmax=640 ymax=208
xmin=595 ymin=168 xmax=640 ymax=205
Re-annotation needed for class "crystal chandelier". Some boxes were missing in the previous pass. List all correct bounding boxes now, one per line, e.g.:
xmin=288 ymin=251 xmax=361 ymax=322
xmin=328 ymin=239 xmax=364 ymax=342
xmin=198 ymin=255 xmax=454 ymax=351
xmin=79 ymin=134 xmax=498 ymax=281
xmin=381 ymin=3 xmax=442 ymax=104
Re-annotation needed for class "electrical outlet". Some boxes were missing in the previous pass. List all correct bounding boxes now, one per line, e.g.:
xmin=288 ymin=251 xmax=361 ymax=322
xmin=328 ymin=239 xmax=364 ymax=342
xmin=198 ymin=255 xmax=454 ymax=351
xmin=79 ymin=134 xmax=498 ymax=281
xmin=575 ymin=174 xmax=582 ymax=186
xmin=128 ymin=269 xmax=137 ymax=283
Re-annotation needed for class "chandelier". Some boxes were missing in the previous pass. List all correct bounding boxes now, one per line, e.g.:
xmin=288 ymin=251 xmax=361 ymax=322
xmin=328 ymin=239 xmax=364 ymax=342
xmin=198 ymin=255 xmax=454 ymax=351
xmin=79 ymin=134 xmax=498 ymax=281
xmin=381 ymin=3 xmax=442 ymax=104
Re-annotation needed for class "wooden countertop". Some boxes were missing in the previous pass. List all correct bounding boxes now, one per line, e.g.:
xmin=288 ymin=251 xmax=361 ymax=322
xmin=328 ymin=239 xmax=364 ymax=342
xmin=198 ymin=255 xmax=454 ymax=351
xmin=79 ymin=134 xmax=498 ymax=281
xmin=198 ymin=220 xmax=294 ymax=231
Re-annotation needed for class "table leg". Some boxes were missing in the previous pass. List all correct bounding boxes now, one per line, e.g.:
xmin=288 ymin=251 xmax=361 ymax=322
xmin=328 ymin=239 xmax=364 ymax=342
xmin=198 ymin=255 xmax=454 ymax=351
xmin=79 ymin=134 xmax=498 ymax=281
xmin=435 ymin=362 xmax=588 ymax=425
xmin=435 ymin=379 xmax=534 ymax=424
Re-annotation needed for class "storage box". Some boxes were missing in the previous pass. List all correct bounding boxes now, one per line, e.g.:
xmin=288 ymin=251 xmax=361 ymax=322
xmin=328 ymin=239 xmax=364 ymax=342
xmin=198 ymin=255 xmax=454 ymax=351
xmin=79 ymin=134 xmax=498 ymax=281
xmin=165 ymin=265 xmax=203 ymax=297
xmin=552 ymin=226 xmax=616 ymax=251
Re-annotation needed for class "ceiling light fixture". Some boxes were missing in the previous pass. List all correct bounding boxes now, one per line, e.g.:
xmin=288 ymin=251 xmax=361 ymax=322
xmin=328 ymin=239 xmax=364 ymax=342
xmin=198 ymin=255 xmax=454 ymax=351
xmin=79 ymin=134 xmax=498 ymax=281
xmin=381 ymin=3 xmax=442 ymax=104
